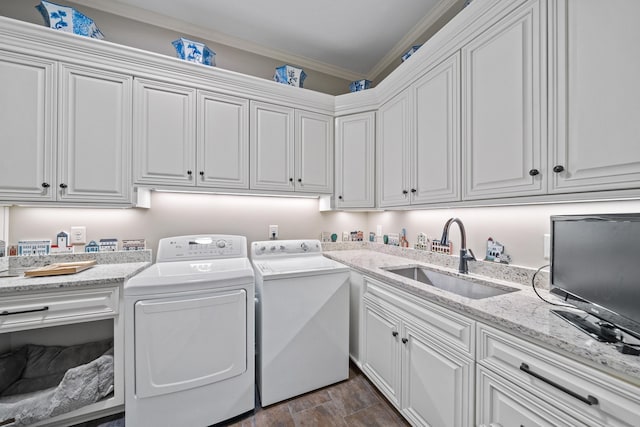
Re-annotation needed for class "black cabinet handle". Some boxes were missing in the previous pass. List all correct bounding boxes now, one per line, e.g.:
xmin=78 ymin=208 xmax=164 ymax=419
xmin=1 ymin=306 xmax=49 ymax=316
xmin=297 ymin=178 xmax=302 ymax=183
xmin=59 ymin=183 xmax=67 ymax=189
xmin=199 ymin=171 xmax=204 ymax=176
xmin=392 ymin=331 xmax=398 ymax=337
xmin=529 ymin=169 xmax=540 ymax=176
xmin=187 ymin=170 xmax=193 ymax=176
xmin=289 ymin=178 xmax=294 ymax=183
xmin=553 ymin=165 xmax=565 ymax=173
xmin=338 ymin=195 xmax=343 ymax=200
xmin=411 ymin=188 xmax=417 ymax=193
xmin=41 ymin=182 xmax=50 ymax=188
xmin=519 ymin=363 xmax=598 ymax=406
xmin=402 ymin=190 xmax=408 ymax=195
xmin=402 ymin=338 xmax=408 ymax=344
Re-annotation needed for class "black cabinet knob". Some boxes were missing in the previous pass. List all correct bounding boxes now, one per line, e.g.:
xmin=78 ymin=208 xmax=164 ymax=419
xmin=59 ymin=183 xmax=67 ymax=189
xmin=392 ymin=331 xmax=398 ymax=337
xmin=289 ymin=178 xmax=294 ymax=182
xmin=199 ymin=171 xmax=204 ymax=176
xmin=41 ymin=182 xmax=50 ymax=188
xmin=298 ymin=178 xmax=302 ymax=183
xmin=187 ymin=170 xmax=193 ymax=176
xmin=411 ymin=188 xmax=417 ymax=193
xmin=338 ymin=195 xmax=343 ymax=200
xmin=402 ymin=190 xmax=408 ymax=195
xmin=553 ymin=165 xmax=565 ymax=173
xmin=529 ymin=168 xmax=540 ymax=176
xmin=402 ymin=338 xmax=408 ymax=344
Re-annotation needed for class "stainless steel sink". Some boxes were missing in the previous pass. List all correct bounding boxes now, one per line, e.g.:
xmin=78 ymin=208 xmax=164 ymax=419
xmin=382 ymin=266 xmax=518 ymax=300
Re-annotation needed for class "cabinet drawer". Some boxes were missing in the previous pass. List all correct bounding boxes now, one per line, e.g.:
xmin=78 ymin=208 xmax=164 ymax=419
xmin=0 ymin=288 xmax=118 ymax=332
xmin=364 ymin=276 xmax=475 ymax=358
xmin=477 ymin=323 xmax=640 ymax=427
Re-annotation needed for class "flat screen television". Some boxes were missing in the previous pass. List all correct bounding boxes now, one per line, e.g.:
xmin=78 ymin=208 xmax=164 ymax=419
xmin=550 ymin=213 xmax=640 ymax=341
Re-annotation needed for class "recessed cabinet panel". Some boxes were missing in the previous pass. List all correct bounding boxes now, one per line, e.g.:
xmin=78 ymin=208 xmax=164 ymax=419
xmin=0 ymin=52 xmax=55 ymax=201
xmin=335 ymin=112 xmax=375 ymax=208
xmin=377 ymin=90 xmax=411 ymax=207
xmin=250 ymin=102 xmax=295 ymax=192
xmin=296 ymin=110 xmax=333 ymax=193
xmin=413 ymin=53 xmax=461 ymax=204
xmin=197 ymin=92 xmax=249 ymax=189
xmin=549 ymin=0 xmax=640 ymax=192
xmin=59 ymin=65 xmax=132 ymax=202
xmin=133 ymin=79 xmax=196 ymax=186
xmin=462 ymin=0 xmax=545 ymax=200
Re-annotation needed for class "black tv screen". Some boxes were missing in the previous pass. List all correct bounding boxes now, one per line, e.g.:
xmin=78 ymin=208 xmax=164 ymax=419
xmin=550 ymin=214 xmax=640 ymax=338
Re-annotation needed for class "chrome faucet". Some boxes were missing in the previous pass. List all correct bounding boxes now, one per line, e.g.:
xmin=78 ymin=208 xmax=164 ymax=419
xmin=440 ymin=217 xmax=476 ymax=274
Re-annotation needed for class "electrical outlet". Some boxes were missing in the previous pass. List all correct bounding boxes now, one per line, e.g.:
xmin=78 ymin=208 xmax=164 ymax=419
xmin=543 ymin=234 xmax=550 ymax=259
xmin=269 ymin=225 xmax=278 ymax=240
xmin=70 ymin=226 xmax=87 ymax=245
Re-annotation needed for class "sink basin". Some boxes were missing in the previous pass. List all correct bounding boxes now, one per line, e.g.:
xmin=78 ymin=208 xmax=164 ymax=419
xmin=382 ymin=266 xmax=518 ymax=300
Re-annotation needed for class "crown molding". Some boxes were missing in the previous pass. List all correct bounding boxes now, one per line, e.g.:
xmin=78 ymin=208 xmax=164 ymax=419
xmin=365 ymin=0 xmax=461 ymax=81
xmin=68 ymin=0 xmax=365 ymax=81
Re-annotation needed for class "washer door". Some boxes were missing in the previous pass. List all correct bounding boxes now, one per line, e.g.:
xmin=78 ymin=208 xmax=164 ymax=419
xmin=134 ymin=289 xmax=247 ymax=398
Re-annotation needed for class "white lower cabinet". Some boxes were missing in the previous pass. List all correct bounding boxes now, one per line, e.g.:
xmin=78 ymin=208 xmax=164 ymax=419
xmin=477 ymin=323 xmax=640 ymax=427
xmin=361 ymin=276 xmax=474 ymax=426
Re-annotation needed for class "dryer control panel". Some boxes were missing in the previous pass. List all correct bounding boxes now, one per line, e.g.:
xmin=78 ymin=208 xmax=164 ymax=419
xmin=251 ymin=239 xmax=322 ymax=258
xmin=157 ymin=235 xmax=247 ymax=262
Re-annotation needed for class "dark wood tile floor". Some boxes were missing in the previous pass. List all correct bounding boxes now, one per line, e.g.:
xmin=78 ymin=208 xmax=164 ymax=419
xmin=221 ymin=363 xmax=410 ymax=427
xmin=77 ymin=363 xmax=409 ymax=427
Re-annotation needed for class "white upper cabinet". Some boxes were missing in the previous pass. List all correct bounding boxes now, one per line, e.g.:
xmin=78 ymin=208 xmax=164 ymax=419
xmin=548 ymin=0 xmax=640 ymax=193
xmin=58 ymin=64 xmax=132 ymax=203
xmin=197 ymin=91 xmax=249 ymax=189
xmin=377 ymin=89 xmax=412 ymax=207
xmin=462 ymin=0 xmax=546 ymax=200
xmin=133 ymin=79 xmax=197 ymax=186
xmin=250 ymin=101 xmax=295 ymax=192
xmin=250 ymin=101 xmax=333 ymax=194
xmin=0 ymin=52 xmax=56 ymax=202
xmin=335 ymin=112 xmax=375 ymax=208
xmin=412 ymin=52 xmax=461 ymax=204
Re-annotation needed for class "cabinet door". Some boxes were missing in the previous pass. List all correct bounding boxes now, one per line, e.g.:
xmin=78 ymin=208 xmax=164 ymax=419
xmin=0 ymin=52 xmax=55 ymax=201
xmin=549 ymin=0 xmax=640 ymax=193
xmin=250 ymin=101 xmax=295 ymax=192
xmin=197 ymin=91 xmax=249 ymax=189
xmin=462 ymin=0 xmax=546 ymax=200
xmin=58 ymin=64 xmax=132 ymax=203
xmin=361 ymin=297 xmax=401 ymax=407
xmin=401 ymin=322 xmax=473 ymax=427
xmin=335 ymin=112 xmax=375 ymax=208
xmin=295 ymin=110 xmax=333 ymax=193
xmin=412 ymin=52 xmax=461 ymax=205
xmin=476 ymin=366 xmax=588 ymax=427
xmin=133 ymin=79 xmax=196 ymax=186
xmin=377 ymin=90 xmax=411 ymax=207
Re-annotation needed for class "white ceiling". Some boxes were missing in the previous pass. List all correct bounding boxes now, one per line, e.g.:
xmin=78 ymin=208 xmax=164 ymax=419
xmin=70 ymin=0 xmax=462 ymax=81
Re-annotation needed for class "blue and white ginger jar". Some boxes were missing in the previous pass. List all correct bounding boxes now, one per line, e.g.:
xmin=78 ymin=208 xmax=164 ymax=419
xmin=36 ymin=0 xmax=104 ymax=39
xmin=274 ymin=65 xmax=306 ymax=88
xmin=349 ymin=79 xmax=371 ymax=92
xmin=401 ymin=44 xmax=423 ymax=62
xmin=172 ymin=38 xmax=216 ymax=66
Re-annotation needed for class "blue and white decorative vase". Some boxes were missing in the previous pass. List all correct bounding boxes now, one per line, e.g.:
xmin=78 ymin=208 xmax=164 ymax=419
xmin=36 ymin=0 xmax=104 ymax=39
xmin=349 ymin=79 xmax=371 ymax=92
xmin=172 ymin=38 xmax=216 ymax=66
xmin=401 ymin=44 xmax=423 ymax=62
xmin=274 ymin=65 xmax=306 ymax=88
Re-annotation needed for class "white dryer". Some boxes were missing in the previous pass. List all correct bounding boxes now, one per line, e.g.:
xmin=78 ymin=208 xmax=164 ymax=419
xmin=124 ymin=235 xmax=254 ymax=427
xmin=251 ymin=239 xmax=349 ymax=407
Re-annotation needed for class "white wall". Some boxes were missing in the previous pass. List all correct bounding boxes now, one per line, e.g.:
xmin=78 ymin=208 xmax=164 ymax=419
xmin=367 ymin=200 xmax=640 ymax=269
xmin=8 ymin=192 xmax=366 ymax=258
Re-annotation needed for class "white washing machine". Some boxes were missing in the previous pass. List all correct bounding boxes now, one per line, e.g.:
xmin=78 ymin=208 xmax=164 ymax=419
xmin=124 ymin=235 xmax=255 ymax=427
xmin=251 ymin=239 xmax=350 ymax=407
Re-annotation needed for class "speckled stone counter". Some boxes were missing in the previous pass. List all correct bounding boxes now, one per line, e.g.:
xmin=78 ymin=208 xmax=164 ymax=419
xmin=0 ymin=250 xmax=152 ymax=294
xmin=322 ymin=245 xmax=640 ymax=386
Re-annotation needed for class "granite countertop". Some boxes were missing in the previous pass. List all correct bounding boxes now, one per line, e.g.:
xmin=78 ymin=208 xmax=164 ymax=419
xmin=323 ymin=247 xmax=640 ymax=386
xmin=0 ymin=250 xmax=152 ymax=294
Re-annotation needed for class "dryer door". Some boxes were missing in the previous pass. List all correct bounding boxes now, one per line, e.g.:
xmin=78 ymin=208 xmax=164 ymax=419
xmin=134 ymin=288 xmax=247 ymax=398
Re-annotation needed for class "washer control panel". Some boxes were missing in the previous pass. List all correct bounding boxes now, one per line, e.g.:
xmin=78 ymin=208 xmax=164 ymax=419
xmin=251 ymin=239 xmax=322 ymax=258
xmin=157 ymin=235 xmax=247 ymax=262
